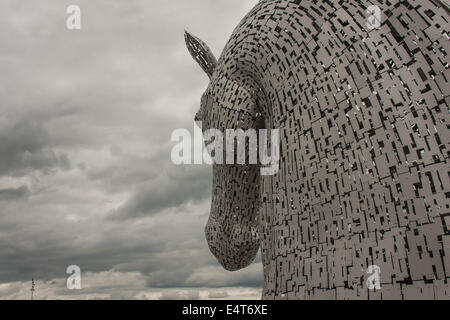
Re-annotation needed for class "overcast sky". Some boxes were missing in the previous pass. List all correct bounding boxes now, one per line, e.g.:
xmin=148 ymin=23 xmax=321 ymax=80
xmin=0 ymin=0 xmax=263 ymax=300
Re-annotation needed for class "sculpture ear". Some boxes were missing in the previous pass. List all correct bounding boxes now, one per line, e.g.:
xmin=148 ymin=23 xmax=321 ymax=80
xmin=185 ymin=31 xmax=218 ymax=79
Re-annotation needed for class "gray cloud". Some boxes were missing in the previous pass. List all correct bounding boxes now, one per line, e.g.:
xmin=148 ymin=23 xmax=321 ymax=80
xmin=0 ymin=186 xmax=30 ymax=201
xmin=0 ymin=0 xmax=262 ymax=299
xmin=0 ymin=119 xmax=70 ymax=176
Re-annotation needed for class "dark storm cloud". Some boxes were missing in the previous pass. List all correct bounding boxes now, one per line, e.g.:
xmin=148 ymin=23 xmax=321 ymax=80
xmin=159 ymin=291 xmax=200 ymax=300
xmin=208 ymin=291 xmax=229 ymax=299
xmin=0 ymin=119 xmax=70 ymax=176
xmin=0 ymin=0 xmax=262 ymax=299
xmin=111 ymin=165 xmax=211 ymax=219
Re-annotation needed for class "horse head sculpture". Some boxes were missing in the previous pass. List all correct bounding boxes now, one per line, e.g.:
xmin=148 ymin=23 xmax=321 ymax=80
xmin=185 ymin=0 xmax=450 ymax=300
